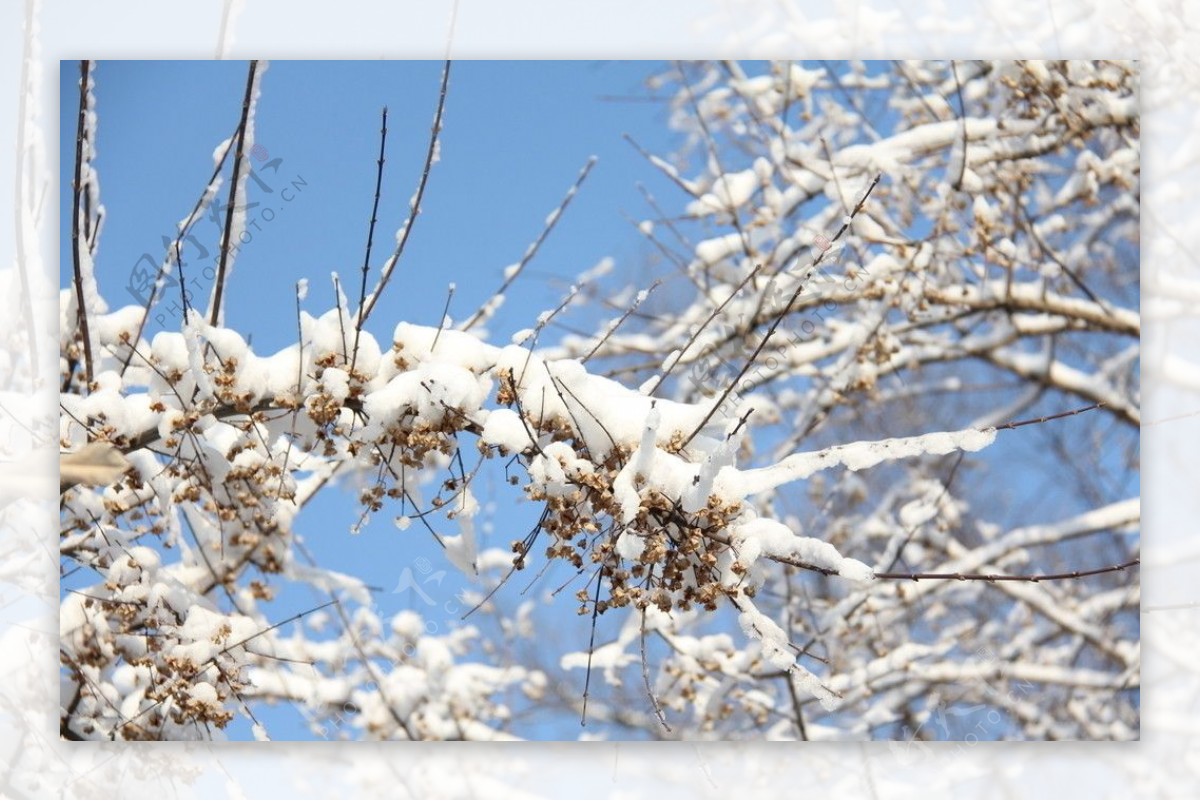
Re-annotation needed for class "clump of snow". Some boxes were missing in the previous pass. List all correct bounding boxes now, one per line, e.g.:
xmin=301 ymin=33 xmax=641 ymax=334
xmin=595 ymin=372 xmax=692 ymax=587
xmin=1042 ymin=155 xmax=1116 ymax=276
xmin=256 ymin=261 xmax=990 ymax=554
xmin=479 ymin=408 xmax=534 ymax=454
xmin=392 ymin=321 xmax=498 ymax=375
xmin=615 ymin=529 xmax=645 ymax=561
xmin=689 ymin=168 xmax=759 ymax=215
xmin=492 ymin=344 xmax=725 ymax=459
xmin=695 ymin=232 xmax=744 ymax=266
xmin=732 ymin=517 xmax=873 ymax=582
xmin=92 ymin=305 xmax=143 ymax=347
xmin=362 ymin=362 xmax=490 ymax=438
xmin=785 ymin=63 xmax=825 ymax=98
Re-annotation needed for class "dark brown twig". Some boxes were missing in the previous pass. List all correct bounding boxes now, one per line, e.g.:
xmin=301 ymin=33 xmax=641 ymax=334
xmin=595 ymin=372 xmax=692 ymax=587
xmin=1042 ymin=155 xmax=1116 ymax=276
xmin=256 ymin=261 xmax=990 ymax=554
xmin=210 ymin=59 xmax=261 ymax=327
xmin=949 ymin=60 xmax=968 ymax=190
xmin=70 ymin=60 xmax=95 ymax=389
xmin=429 ymin=283 xmax=456 ymax=353
xmin=639 ymin=601 xmax=671 ymax=731
xmin=644 ymin=263 xmax=765 ymax=398
xmin=874 ymin=558 xmax=1139 ymax=583
xmin=351 ymin=106 xmax=389 ymax=376
xmin=360 ymin=60 xmax=451 ymax=327
xmin=581 ymin=278 xmax=662 ymax=364
xmin=993 ymin=402 xmax=1104 ymax=431
xmin=580 ymin=567 xmax=604 ymax=726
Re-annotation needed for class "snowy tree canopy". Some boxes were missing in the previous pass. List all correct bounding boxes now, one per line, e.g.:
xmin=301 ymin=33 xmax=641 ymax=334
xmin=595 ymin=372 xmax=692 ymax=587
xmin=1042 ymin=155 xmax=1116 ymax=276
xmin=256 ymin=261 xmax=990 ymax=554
xmin=60 ymin=59 xmax=1138 ymax=742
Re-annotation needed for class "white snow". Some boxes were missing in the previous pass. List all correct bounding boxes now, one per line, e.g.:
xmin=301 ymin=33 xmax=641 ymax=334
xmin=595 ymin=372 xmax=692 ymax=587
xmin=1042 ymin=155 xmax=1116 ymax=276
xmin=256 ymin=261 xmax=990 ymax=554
xmin=479 ymin=408 xmax=535 ymax=454
xmin=732 ymin=517 xmax=873 ymax=581
xmin=716 ymin=426 xmax=997 ymax=500
xmin=695 ymin=232 xmax=745 ymax=265
xmin=689 ymin=168 xmax=759 ymax=215
xmin=615 ymin=528 xmax=645 ymax=561
xmin=735 ymin=596 xmax=839 ymax=710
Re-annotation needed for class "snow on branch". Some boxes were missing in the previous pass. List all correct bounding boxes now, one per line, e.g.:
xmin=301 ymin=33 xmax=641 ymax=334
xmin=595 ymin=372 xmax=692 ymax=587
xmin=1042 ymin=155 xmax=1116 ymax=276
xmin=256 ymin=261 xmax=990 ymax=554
xmin=716 ymin=427 xmax=997 ymax=499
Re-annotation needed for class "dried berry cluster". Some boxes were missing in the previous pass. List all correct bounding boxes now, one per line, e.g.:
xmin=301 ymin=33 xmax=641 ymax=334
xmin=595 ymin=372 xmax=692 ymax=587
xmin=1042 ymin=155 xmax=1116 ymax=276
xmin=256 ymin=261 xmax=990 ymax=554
xmin=574 ymin=491 xmax=749 ymax=617
xmin=488 ymin=398 xmax=751 ymax=618
xmin=65 ymin=592 xmax=245 ymax=739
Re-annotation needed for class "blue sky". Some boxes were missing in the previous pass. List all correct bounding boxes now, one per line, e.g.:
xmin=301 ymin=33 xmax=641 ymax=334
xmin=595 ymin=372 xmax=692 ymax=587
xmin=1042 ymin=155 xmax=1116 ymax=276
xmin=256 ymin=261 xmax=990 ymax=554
xmin=60 ymin=60 xmax=685 ymax=351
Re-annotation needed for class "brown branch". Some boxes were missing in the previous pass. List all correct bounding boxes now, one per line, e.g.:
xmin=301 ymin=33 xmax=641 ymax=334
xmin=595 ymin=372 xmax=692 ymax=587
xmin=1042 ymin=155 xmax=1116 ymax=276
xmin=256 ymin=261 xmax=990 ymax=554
xmin=71 ymin=59 xmax=95 ymax=389
xmin=949 ymin=60 xmax=968 ymax=190
xmin=351 ymin=106 xmax=389 ymax=376
xmin=873 ymin=558 xmax=1139 ymax=583
xmin=993 ymin=402 xmax=1104 ymax=431
xmin=112 ymin=600 xmax=338 ymax=737
xmin=581 ymin=278 xmax=662 ymax=365
xmin=210 ymin=59 xmax=261 ymax=327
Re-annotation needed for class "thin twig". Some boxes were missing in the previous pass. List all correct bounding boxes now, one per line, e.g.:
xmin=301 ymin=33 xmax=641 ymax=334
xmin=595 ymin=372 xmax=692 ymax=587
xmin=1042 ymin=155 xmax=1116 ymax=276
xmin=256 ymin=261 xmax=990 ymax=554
xmin=624 ymin=134 xmax=702 ymax=201
xmin=873 ymin=558 xmax=1139 ymax=583
xmin=580 ymin=567 xmax=604 ymax=726
xmin=548 ymin=364 xmax=621 ymax=461
xmin=461 ymin=507 xmax=548 ymax=620
xmin=820 ymin=135 xmax=850 ymax=217
xmin=639 ymin=602 xmax=671 ymax=731
xmin=517 ymin=281 xmax=587 ymax=352
xmin=635 ymin=182 xmax=695 ymax=260
xmin=360 ymin=60 xmax=452 ymax=327
xmin=582 ymin=279 xmax=662 ymax=364
xmin=883 ymin=452 xmax=965 ymax=578
xmin=675 ymin=62 xmax=757 ymax=268
xmin=351 ymin=106 xmax=389 ymax=376
xmin=210 ymin=59 xmax=261 ymax=327
xmin=950 ymin=60 xmax=968 ymax=190
xmin=332 ymin=274 xmax=349 ymax=363
xmin=429 ymin=283 xmax=456 ymax=353
xmin=993 ymin=402 xmax=1103 ymax=431
xmin=70 ymin=60 xmax=95 ymax=389
xmin=1020 ymin=200 xmax=1107 ymax=308
xmin=644 ymin=263 xmax=765 ymax=398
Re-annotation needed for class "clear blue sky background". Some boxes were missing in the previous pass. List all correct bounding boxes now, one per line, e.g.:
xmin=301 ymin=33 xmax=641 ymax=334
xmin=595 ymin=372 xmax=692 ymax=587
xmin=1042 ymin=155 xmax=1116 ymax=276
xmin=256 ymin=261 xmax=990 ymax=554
xmin=60 ymin=59 xmax=695 ymax=740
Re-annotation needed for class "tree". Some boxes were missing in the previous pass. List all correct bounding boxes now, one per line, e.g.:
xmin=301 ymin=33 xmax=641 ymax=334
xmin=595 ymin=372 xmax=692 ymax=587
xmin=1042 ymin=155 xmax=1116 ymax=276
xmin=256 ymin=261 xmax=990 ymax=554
xmin=60 ymin=59 xmax=1139 ymax=741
